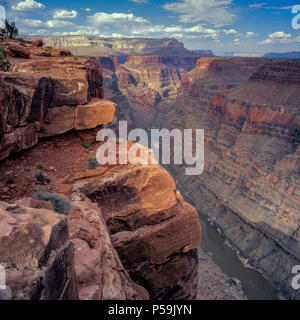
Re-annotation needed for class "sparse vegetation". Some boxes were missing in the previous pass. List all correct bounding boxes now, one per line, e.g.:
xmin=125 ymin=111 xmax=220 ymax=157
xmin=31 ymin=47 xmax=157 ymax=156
xmin=35 ymin=171 xmax=51 ymax=185
xmin=73 ymin=55 xmax=78 ymax=61
xmin=6 ymin=175 xmax=15 ymax=185
xmin=63 ymin=178 xmax=71 ymax=184
xmin=82 ymin=141 xmax=92 ymax=150
xmin=44 ymin=45 xmax=53 ymax=51
xmin=0 ymin=20 xmax=19 ymax=40
xmin=88 ymin=157 xmax=100 ymax=170
xmin=35 ymin=162 xmax=46 ymax=171
xmin=0 ymin=47 xmax=11 ymax=72
xmin=34 ymin=191 xmax=72 ymax=215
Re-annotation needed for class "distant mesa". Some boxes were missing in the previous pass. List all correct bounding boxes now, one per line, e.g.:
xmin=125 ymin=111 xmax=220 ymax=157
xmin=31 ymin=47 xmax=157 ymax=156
xmin=24 ymin=35 xmax=214 ymax=57
xmin=263 ymin=51 xmax=300 ymax=59
xmin=191 ymin=50 xmax=215 ymax=57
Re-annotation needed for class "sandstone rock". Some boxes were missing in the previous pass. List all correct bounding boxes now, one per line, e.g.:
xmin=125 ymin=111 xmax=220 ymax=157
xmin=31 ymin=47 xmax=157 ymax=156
xmin=29 ymin=199 xmax=54 ymax=211
xmin=68 ymin=197 xmax=149 ymax=300
xmin=0 ymin=201 xmax=78 ymax=300
xmin=74 ymin=99 xmax=116 ymax=130
xmin=39 ymin=106 xmax=75 ymax=138
xmin=0 ymin=57 xmax=106 ymax=160
xmin=15 ymin=58 xmax=102 ymax=106
xmin=73 ymin=159 xmax=201 ymax=299
xmin=4 ymin=42 xmax=30 ymax=59
xmin=31 ymin=40 xmax=43 ymax=47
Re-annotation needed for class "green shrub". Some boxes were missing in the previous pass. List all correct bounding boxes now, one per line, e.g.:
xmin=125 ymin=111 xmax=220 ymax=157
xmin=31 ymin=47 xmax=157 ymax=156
xmin=63 ymin=178 xmax=71 ymax=184
xmin=6 ymin=175 xmax=15 ymax=185
xmin=82 ymin=141 xmax=92 ymax=150
xmin=44 ymin=45 xmax=53 ymax=51
xmin=73 ymin=55 xmax=78 ymax=60
xmin=88 ymin=157 xmax=100 ymax=170
xmin=34 ymin=192 xmax=72 ymax=214
xmin=0 ymin=47 xmax=11 ymax=72
xmin=36 ymin=162 xmax=45 ymax=171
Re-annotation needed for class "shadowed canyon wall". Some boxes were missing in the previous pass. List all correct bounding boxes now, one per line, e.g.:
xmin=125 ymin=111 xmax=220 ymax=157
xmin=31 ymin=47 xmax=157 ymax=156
xmin=101 ymin=56 xmax=300 ymax=300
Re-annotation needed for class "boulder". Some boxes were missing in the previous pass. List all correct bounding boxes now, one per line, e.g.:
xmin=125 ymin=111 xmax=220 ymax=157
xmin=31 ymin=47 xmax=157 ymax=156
xmin=31 ymin=40 xmax=43 ymax=47
xmin=4 ymin=42 xmax=30 ymax=59
xmin=0 ymin=201 xmax=78 ymax=300
xmin=39 ymin=106 xmax=75 ymax=138
xmin=74 ymin=99 xmax=116 ymax=130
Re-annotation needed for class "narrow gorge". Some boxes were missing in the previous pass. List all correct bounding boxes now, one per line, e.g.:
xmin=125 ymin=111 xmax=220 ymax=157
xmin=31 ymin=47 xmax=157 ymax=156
xmin=99 ymin=54 xmax=300 ymax=300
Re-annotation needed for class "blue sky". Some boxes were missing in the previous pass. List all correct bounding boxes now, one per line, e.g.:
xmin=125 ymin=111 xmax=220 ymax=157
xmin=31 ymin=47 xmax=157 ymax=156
xmin=1 ymin=0 xmax=300 ymax=55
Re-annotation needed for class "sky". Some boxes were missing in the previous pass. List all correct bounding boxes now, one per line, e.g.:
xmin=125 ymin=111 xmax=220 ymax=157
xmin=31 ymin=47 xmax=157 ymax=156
xmin=1 ymin=0 xmax=300 ymax=55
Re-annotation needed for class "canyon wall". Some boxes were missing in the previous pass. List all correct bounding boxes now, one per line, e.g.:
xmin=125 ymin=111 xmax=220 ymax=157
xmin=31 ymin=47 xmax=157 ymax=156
xmin=27 ymin=36 xmax=211 ymax=58
xmin=102 ymin=56 xmax=300 ymax=299
xmin=0 ymin=41 xmax=202 ymax=300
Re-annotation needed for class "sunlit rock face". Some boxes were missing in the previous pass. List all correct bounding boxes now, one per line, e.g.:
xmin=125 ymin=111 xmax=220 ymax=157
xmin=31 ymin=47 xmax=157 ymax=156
xmin=0 ymin=51 xmax=118 ymax=160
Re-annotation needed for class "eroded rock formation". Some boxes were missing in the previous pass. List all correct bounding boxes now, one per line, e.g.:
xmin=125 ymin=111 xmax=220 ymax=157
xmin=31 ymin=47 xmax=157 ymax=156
xmin=0 ymin=42 xmax=116 ymax=160
xmin=27 ymin=36 xmax=211 ymax=58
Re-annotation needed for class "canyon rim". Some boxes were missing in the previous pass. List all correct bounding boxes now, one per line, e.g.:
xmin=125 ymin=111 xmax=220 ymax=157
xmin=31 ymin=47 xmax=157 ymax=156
xmin=1 ymin=0 xmax=300 ymax=304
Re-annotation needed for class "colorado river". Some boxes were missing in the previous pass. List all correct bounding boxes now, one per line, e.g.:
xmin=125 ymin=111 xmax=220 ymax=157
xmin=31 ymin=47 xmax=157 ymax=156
xmin=178 ymin=186 xmax=278 ymax=300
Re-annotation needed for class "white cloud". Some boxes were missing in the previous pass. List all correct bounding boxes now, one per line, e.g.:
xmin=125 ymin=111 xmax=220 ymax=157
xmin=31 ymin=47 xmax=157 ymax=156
xmin=246 ymin=31 xmax=255 ymax=37
xmin=163 ymin=0 xmax=235 ymax=26
xmin=12 ymin=0 xmax=44 ymax=11
xmin=53 ymin=9 xmax=78 ymax=19
xmin=45 ymin=20 xmax=75 ymax=28
xmin=223 ymin=29 xmax=237 ymax=35
xmin=129 ymin=0 xmax=148 ymax=3
xmin=259 ymin=31 xmax=292 ymax=44
xmin=21 ymin=18 xmax=44 ymax=27
xmin=269 ymin=31 xmax=291 ymax=39
xmin=85 ymin=8 xmax=91 ymax=12
xmin=87 ymin=12 xmax=148 ymax=25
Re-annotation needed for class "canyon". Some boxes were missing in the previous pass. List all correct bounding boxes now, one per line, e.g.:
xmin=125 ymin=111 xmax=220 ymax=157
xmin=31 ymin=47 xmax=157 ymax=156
xmin=1 ymin=36 xmax=300 ymax=300
xmin=98 ymin=53 xmax=300 ymax=300
xmin=0 ymin=39 xmax=204 ymax=300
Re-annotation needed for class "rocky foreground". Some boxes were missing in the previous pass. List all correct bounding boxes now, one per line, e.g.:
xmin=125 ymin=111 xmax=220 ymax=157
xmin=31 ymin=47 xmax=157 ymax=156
xmin=100 ymin=55 xmax=300 ymax=299
xmin=0 ymin=39 xmax=204 ymax=300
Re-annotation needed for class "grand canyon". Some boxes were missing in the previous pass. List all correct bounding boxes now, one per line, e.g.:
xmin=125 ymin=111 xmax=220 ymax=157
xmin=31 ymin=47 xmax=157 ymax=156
xmin=1 ymin=28 xmax=300 ymax=301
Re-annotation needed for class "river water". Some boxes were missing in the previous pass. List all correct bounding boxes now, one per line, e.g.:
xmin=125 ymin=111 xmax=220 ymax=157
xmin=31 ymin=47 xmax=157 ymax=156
xmin=178 ymin=187 xmax=279 ymax=300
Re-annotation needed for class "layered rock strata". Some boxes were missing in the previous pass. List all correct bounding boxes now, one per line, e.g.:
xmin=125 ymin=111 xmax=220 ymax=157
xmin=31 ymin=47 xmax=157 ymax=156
xmin=0 ymin=52 xmax=116 ymax=160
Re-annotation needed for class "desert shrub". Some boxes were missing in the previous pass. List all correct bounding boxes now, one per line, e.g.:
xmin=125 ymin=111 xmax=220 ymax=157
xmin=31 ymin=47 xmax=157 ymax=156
xmin=0 ymin=47 xmax=11 ymax=72
xmin=44 ymin=45 xmax=53 ymax=51
xmin=34 ymin=192 xmax=72 ymax=214
xmin=6 ymin=175 xmax=15 ymax=184
xmin=35 ymin=171 xmax=51 ymax=185
xmin=82 ymin=141 xmax=92 ymax=150
xmin=73 ymin=55 xmax=78 ymax=60
xmin=63 ymin=178 xmax=71 ymax=184
xmin=35 ymin=162 xmax=46 ymax=171
xmin=88 ymin=157 xmax=100 ymax=170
